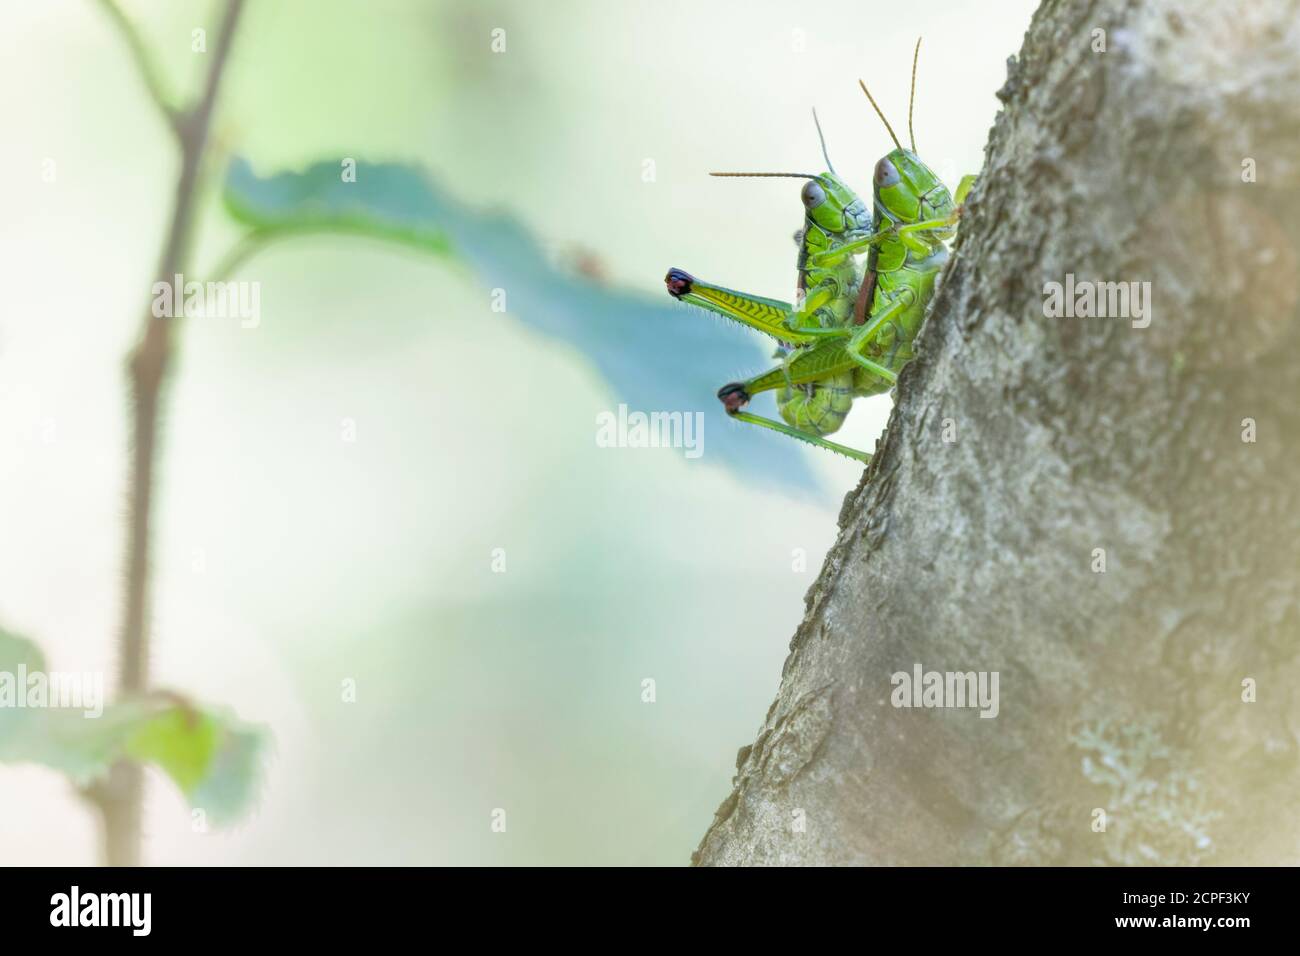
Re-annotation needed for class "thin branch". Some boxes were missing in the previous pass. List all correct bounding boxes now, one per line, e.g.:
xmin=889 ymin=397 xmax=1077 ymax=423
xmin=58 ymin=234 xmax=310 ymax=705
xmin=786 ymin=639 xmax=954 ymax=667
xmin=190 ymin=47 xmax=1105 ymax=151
xmin=205 ymin=227 xmax=281 ymax=281
xmin=98 ymin=0 xmax=248 ymax=868
xmin=95 ymin=0 xmax=182 ymax=136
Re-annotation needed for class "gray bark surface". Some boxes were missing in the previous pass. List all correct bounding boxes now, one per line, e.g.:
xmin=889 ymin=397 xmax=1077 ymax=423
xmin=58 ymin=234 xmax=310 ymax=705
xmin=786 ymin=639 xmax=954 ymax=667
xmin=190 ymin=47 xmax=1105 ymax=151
xmin=694 ymin=0 xmax=1300 ymax=866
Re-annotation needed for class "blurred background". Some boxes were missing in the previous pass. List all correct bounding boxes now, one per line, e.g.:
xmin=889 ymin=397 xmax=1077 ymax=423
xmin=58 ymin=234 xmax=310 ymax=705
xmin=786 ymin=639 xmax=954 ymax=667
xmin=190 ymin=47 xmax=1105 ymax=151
xmin=0 ymin=0 xmax=1034 ymax=865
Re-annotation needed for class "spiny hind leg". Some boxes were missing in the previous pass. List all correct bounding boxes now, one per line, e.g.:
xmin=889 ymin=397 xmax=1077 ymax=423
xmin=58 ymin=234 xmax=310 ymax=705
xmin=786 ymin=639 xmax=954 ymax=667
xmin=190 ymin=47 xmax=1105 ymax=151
xmin=665 ymin=269 xmax=795 ymax=343
xmin=717 ymin=383 xmax=871 ymax=464
xmin=665 ymin=268 xmax=847 ymax=343
xmin=881 ymin=318 xmax=909 ymax=367
xmin=735 ymin=338 xmax=861 ymax=400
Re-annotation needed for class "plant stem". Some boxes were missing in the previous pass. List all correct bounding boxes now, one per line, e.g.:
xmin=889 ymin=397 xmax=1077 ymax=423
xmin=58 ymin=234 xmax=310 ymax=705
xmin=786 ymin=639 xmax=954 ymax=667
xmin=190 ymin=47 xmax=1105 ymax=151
xmin=95 ymin=0 xmax=182 ymax=135
xmin=101 ymin=0 xmax=246 ymax=867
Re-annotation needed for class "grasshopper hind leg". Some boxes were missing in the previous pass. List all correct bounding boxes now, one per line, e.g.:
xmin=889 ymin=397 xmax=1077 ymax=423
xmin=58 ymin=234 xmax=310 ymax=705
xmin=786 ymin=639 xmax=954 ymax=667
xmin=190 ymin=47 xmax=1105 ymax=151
xmin=717 ymin=382 xmax=871 ymax=465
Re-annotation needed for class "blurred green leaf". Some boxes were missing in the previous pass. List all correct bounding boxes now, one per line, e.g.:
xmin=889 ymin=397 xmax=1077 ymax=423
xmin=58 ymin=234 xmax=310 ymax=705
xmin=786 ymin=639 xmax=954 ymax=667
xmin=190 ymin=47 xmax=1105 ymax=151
xmin=0 ymin=628 xmax=44 ymax=672
xmin=222 ymin=157 xmax=824 ymax=495
xmin=223 ymin=157 xmax=454 ymax=256
xmin=190 ymin=719 xmax=266 ymax=825
xmin=125 ymin=708 xmax=221 ymax=795
xmin=0 ymin=627 xmax=46 ymax=754
xmin=0 ymin=625 xmax=266 ymax=824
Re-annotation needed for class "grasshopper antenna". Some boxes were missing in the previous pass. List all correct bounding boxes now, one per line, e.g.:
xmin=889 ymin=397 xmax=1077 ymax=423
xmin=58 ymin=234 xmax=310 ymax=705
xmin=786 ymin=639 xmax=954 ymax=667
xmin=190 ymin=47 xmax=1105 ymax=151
xmin=908 ymin=37 xmax=922 ymax=153
xmin=709 ymin=171 xmax=819 ymax=179
xmin=812 ymin=108 xmax=836 ymax=174
xmin=858 ymin=78 xmax=903 ymax=152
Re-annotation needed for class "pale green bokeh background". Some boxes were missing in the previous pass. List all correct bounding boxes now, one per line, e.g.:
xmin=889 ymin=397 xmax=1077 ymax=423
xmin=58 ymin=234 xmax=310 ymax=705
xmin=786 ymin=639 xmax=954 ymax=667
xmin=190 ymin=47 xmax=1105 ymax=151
xmin=0 ymin=0 xmax=1033 ymax=864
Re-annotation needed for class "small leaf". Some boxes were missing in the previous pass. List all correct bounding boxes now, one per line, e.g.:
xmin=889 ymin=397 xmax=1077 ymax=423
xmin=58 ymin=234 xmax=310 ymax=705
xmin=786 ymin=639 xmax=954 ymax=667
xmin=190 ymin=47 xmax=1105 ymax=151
xmin=125 ymin=708 xmax=221 ymax=795
xmin=0 ymin=627 xmax=47 ymax=754
xmin=0 ymin=625 xmax=267 ymax=824
xmin=125 ymin=705 xmax=267 ymax=824
xmin=191 ymin=720 xmax=267 ymax=826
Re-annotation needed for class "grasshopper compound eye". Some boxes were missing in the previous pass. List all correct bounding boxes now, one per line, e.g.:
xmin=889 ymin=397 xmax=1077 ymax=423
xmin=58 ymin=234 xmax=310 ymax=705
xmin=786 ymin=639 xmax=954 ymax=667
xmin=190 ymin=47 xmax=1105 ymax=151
xmin=801 ymin=179 xmax=827 ymax=209
xmin=875 ymin=158 xmax=901 ymax=188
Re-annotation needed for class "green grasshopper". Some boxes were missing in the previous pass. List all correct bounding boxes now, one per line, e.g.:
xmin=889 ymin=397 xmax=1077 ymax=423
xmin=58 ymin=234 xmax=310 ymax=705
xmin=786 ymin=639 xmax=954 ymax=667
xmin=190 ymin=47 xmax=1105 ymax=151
xmin=665 ymin=40 xmax=975 ymax=465
xmin=665 ymin=112 xmax=881 ymax=461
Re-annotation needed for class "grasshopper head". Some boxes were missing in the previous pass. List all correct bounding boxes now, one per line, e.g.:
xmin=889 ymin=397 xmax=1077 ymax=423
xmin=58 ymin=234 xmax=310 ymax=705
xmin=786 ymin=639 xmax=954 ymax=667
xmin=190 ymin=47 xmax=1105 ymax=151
xmin=801 ymin=172 xmax=871 ymax=239
xmin=873 ymin=149 xmax=955 ymax=240
xmin=860 ymin=38 xmax=955 ymax=243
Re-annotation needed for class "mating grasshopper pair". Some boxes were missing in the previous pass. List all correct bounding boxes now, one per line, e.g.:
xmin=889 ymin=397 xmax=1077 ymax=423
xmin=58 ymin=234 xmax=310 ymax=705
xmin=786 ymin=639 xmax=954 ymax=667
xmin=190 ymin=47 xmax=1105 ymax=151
xmin=665 ymin=40 xmax=975 ymax=464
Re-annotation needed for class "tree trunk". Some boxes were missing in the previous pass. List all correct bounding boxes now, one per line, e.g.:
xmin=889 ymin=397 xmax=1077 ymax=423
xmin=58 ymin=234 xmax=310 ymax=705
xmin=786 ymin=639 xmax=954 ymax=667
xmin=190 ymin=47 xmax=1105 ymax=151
xmin=694 ymin=0 xmax=1300 ymax=866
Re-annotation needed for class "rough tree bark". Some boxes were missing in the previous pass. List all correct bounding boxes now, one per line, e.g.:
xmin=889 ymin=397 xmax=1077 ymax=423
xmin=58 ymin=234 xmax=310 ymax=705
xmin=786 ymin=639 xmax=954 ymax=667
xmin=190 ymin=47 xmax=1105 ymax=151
xmin=694 ymin=0 xmax=1300 ymax=866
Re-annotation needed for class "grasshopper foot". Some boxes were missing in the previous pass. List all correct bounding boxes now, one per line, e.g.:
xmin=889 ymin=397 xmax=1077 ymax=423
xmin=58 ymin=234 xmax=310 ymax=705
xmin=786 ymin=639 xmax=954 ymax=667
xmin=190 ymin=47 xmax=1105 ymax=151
xmin=665 ymin=267 xmax=694 ymax=299
xmin=717 ymin=382 xmax=750 ymax=414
